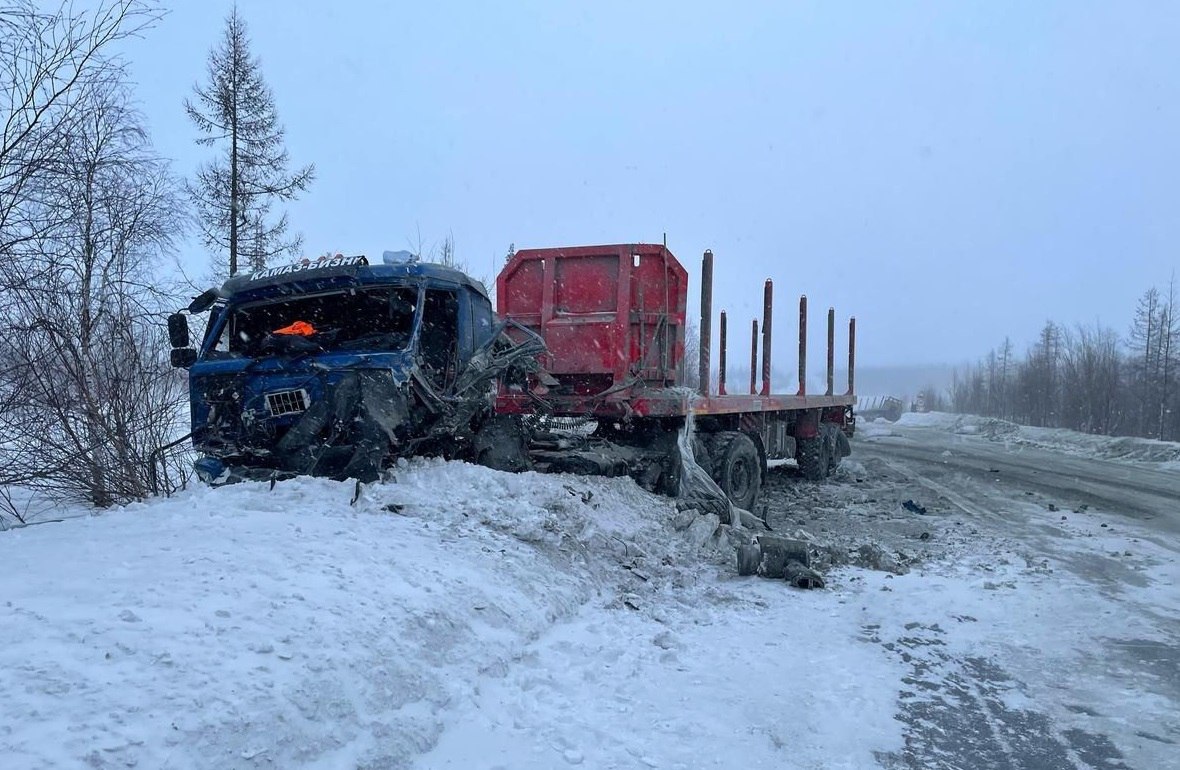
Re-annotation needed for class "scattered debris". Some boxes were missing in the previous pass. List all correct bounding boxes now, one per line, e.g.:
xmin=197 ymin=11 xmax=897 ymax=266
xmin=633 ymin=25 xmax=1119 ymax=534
xmin=734 ymin=507 xmax=771 ymax=531
xmin=671 ymin=507 xmax=699 ymax=532
xmin=685 ymin=513 xmax=722 ymax=548
xmin=755 ymin=535 xmax=812 ymax=579
xmin=736 ymin=544 xmax=761 ymax=576
xmin=784 ymin=560 xmax=825 ymax=589
xmin=854 ymin=543 xmax=908 ymax=575
xmin=733 ymin=534 xmax=824 ymax=589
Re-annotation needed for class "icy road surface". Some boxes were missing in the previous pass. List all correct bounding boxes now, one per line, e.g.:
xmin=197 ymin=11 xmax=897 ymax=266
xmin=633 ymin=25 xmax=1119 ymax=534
xmin=847 ymin=415 xmax=1180 ymax=769
xmin=1 ymin=417 xmax=1178 ymax=769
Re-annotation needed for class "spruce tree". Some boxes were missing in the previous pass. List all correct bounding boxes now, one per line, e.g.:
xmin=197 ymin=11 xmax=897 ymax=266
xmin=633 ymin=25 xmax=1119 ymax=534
xmin=185 ymin=8 xmax=314 ymax=277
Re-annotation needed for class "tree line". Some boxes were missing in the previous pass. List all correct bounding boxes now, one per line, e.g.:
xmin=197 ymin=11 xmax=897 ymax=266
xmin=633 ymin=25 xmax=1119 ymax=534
xmin=950 ymin=280 xmax=1179 ymax=441
xmin=0 ymin=1 xmax=310 ymax=523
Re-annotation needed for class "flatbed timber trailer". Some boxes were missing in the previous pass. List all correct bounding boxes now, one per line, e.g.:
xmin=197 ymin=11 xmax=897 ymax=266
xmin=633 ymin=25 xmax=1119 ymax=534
xmin=495 ymin=244 xmax=857 ymax=510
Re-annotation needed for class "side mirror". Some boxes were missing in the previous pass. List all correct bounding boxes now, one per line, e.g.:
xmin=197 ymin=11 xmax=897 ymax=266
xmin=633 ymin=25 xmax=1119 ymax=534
xmin=170 ymin=348 xmax=197 ymax=369
xmin=168 ymin=313 xmax=190 ymax=348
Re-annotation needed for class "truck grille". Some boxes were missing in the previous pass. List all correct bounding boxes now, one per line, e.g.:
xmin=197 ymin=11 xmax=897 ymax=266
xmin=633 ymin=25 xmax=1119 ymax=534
xmin=266 ymin=388 xmax=310 ymax=416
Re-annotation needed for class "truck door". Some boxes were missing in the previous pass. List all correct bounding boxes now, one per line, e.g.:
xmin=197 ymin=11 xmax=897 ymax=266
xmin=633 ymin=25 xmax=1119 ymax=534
xmin=420 ymin=289 xmax=459 ymax=389
xmin=471 ymin=293 xmax=494 ymax=349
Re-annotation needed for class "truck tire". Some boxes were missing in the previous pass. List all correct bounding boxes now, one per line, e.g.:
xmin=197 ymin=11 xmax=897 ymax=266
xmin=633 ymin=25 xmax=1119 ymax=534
xmin=710 ymin=432 xmax=762 ymax=510
xmin=797 ymin=436 xmax=829 ymax=482
xmin=824 ymin=424 xmax=847 ymax=475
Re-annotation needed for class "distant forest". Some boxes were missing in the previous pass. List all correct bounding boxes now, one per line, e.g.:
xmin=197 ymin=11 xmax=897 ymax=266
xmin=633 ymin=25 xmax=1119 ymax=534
xmin=949 ymin=281 xmax=1179 ymax=442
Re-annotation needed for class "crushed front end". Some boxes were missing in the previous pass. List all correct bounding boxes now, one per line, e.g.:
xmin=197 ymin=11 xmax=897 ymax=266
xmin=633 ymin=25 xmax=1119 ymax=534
xmin=176 ymin=256 xmax=545 ymax=485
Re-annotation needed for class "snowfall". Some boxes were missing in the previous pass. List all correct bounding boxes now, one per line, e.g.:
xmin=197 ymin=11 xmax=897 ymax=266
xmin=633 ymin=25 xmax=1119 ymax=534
xmin=2 ymin=415 xmax=1178 ymax=769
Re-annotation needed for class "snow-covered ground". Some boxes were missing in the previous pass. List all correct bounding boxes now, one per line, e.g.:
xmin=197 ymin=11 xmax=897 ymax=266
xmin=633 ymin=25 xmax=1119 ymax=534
xmin=1 ymin=461 xmax=904 ymax=770
xmin=2 ymin=420 xmax=1178 ymax=769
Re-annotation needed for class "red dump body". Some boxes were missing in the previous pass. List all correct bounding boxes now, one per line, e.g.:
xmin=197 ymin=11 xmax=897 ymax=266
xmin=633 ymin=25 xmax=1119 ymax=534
xmin=497 ymin=244 xmax=691 ymax=417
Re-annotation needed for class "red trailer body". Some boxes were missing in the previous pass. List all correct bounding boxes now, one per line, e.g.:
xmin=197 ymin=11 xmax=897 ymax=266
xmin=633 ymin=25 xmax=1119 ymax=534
xmin=497 ymin=244 xmax=690 ymax=417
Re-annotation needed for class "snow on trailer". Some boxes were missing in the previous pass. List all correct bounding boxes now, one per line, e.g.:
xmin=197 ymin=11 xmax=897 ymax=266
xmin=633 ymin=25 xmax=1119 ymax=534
xmin=496 ymin=243 xmax=857 ymax=509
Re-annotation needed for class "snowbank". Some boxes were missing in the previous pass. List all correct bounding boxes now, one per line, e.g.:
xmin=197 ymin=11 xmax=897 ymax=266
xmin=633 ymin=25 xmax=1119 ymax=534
xmin=894 ymin=412 xmax=1180 ymax=465
xmin=0 ymin=460 xmax=905 ymax=769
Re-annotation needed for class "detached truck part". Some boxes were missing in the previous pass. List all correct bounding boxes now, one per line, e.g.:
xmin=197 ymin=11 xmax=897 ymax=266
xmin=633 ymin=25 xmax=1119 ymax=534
xmin=495 ymin=244 xmax=856 ymax=510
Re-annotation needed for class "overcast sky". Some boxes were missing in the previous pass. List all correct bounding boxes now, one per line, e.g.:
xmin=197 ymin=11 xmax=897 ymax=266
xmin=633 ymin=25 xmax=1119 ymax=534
xmin=123 ymin=0 xmax=1179 ymax=369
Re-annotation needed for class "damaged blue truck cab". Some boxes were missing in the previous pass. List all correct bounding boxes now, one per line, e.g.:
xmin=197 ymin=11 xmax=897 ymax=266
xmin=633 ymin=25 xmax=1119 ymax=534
xmin=170 ymin=255 xmax=540 ymax=484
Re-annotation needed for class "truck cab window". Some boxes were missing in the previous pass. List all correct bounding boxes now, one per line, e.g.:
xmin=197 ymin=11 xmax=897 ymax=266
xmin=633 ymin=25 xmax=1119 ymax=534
xmin=213 ymin=287 xmax=419 ymax=357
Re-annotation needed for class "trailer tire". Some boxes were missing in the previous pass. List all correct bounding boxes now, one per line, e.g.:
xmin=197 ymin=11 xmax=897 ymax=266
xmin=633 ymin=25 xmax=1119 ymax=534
xmin=823 ymin=423 xmax=845 ymax=475
xmin=797 ymin=436 xmax=829 ymax=482
xmin=711 ymin=432 xmax=762 ymax=510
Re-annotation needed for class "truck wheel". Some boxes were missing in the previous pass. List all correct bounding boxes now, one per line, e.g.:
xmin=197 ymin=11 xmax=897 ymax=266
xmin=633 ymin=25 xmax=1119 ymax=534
xmin=823 ymin=424 xmax=846 ymax=475
xmin=712 ymin=432 xmax=762 ymax=510
xmin=797 ymin=436 xmax=829 ymax=482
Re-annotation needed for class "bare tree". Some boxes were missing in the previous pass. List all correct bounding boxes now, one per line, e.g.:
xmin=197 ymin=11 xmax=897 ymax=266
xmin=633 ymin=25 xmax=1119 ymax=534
xmin=1158 ymin=276 xmax=1179 ymax=440
xmin=0 ymin=76 xmax=186 ymax=513
xmin=0 ymin=1 xmax=170 ymax=523
xmin=1128 ymin=287 xmax=1162 ymax=436
xmin=0 ymin=1 xmax=160 ymax=261
xmin=185 ymin=8 xmax=314 ymax=278
xmin=948 ymin=281 xmax=1180 ymax=443
xmin=1060 ymin=324 xmax=1122 ymax=435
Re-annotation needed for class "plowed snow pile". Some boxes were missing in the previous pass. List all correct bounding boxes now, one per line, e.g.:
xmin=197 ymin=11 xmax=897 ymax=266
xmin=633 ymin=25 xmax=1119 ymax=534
xmin=0 ymin=460 xmax=904 ymax=770
xmin=892 ymin=411 xmax=1180 ymax=466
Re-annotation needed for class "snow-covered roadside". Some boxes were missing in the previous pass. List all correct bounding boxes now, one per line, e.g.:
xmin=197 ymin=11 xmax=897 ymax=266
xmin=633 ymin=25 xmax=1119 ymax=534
xmin=421 ymin=572 xmax=904 ymax=770
xmin=0 ymin=463 xmax=650 ymax=769
xmin=870 ymin=411 xmax=1180 ymax=467
xmin=6 ymin=446 xmax=1177 ymax=769
xmin=0 ymin=460 xmax=908 ymax=770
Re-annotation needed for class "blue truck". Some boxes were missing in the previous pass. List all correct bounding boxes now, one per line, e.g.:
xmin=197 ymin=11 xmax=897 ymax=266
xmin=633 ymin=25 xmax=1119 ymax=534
xmin=167 ymin=253 xmax=544 ymax=485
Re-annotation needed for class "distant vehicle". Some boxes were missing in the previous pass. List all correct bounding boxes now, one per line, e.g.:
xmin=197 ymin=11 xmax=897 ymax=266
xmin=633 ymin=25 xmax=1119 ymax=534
xmin=167 ymin=244 xmax=859 ymax=510
xmin=859 ymin=396 xmax=905 ymax=422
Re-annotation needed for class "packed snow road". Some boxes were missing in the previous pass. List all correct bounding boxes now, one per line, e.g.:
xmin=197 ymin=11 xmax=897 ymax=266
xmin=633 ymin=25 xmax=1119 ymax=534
xmin=837 ymin=414 xmax=1180 ymax=769
xmin=857 ymin=417 xmax=1180 ymax=532
xmin=1 ymin=415 xmax=1177 ymax=769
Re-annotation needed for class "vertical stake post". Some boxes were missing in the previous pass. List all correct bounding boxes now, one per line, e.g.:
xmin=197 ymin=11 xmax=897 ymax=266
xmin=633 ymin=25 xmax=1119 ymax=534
xmin=719 ymin=310 xmax=728 ymax=395
xmin=798 ymin=295 xmax=808 ymax=396
xmin=761 ymin=279 xmax=773 ymax=396
xmin=847 ymin=317 xmax=857 ymax=395
xmin=698 ymin=250 xmax=713 ymax=396
xmin=826 ymin=306 xmax=835 ymax=396
xmin=750 ymin=320 xmax=758 ymax=395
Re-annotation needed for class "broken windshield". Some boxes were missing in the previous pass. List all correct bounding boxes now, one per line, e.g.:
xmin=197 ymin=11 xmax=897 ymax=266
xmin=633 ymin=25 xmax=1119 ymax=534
xmin=210 ymin=287 xmax=419 ymax=357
